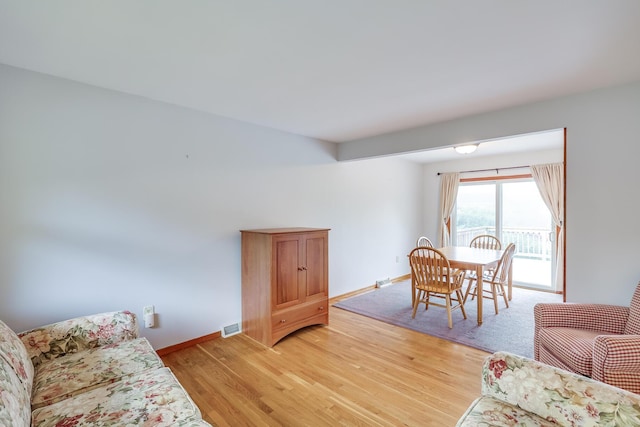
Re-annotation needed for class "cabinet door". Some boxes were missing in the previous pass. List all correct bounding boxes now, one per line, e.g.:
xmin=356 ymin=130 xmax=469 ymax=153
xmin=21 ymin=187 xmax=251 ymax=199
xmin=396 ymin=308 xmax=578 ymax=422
xmin=304 ymin=232 xmax=328 ymax=299
xmin=272 ymin=235 xmax=305 ymax=310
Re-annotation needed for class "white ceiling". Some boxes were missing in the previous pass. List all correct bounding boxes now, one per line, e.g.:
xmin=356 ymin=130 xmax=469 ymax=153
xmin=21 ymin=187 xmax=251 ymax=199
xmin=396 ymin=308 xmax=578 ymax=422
xmin=1 ymin=1 xmax=639 ymax=143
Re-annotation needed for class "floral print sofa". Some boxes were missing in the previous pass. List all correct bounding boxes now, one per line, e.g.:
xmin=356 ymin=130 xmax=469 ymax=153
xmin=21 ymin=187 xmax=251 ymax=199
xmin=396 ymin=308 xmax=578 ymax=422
xmin=0 ymin=311 xmax=212 ymax=426
xmin=457 ymin=351 xmax=640 ymax=426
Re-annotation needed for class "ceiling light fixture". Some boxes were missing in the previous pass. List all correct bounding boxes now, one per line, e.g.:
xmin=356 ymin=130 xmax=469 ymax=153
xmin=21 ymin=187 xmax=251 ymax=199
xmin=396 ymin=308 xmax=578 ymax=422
xmin=454 ymin=144 xmax=479 ymax=154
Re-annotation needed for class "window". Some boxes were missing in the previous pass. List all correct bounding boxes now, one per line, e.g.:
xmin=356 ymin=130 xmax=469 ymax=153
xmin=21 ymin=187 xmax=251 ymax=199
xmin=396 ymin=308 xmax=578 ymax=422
xmin=452 ymin=178 xmax=554 ymax=289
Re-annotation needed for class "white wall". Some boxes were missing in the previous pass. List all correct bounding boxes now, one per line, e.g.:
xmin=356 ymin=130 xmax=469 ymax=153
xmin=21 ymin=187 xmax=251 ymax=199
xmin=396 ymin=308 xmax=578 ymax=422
xmin=0 ymin=64 xmax=422 ymax=349
xmin=421 ymin=149 xmax=564 ymax=240
xmin=340 ymin=80 xmax=640 ymax=305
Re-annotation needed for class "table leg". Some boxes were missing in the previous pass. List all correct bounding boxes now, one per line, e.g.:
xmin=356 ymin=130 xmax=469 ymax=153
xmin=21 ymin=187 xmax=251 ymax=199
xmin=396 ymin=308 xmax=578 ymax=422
xmin=476 ymin=265 xmax=483 ymax=325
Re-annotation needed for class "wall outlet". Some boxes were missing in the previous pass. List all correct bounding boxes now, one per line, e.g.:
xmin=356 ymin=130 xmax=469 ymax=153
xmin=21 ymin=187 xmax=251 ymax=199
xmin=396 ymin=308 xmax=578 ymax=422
xmin=143 ymin=305 xmax=155 ymax=328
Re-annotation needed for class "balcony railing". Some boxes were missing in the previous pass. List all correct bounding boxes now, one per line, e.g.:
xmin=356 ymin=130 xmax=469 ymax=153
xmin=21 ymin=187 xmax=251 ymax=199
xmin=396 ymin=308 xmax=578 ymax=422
xmin=456 ymin=227 xmax=552 ymax=261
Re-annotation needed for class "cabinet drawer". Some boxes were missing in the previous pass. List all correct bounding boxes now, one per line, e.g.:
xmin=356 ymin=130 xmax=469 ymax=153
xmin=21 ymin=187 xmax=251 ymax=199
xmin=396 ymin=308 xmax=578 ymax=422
xmin=272 ymin=300 xmax=328 ymax=330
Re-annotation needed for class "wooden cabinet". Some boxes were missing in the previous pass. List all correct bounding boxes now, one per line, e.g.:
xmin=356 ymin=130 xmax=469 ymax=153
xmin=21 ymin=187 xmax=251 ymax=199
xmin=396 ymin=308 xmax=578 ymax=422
xmin=241 ymin=227 xmax=329 ymax=347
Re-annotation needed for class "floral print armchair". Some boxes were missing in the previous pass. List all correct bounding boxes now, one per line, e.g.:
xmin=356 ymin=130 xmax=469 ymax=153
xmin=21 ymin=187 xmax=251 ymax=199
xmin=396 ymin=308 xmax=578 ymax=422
xmin=0 ymin=311 xmax=212 ymax=426
xmin=457 ymin=351 xmax=640 ymax=426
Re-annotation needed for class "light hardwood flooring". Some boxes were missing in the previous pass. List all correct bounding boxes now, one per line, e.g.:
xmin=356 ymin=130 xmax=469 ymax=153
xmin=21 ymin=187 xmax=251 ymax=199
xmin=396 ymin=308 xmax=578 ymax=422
xmin=161 ymin=305 xmax=490 ymax=426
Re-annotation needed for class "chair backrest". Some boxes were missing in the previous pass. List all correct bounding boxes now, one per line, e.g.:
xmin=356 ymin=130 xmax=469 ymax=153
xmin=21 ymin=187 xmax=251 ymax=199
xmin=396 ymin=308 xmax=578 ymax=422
xmin=488 ymin=243 xmax=516 ymax=283
xmin=470 ymin=234 xmax=502 ymax=250
xmin=624 ymin=282 xmax=640 ymax=334
xmin=416 ymin=236 xmax=434 ymax=248
xmin=409 ymin=247 xmax=462 ymax=293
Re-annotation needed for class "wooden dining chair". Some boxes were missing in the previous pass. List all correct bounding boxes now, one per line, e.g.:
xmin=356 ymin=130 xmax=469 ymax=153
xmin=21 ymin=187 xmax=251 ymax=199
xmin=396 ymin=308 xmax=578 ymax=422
xmin=466 ymin=234 xmax=502 ymax=283
xmin=416 ymin=236 xmax=434 ymax=247
xmin=469 ymin=234 xmax=502 ymax=250
xmin=463 ymin=243 xmax=515 ymax=314
xmin=409 ymin=246 xmax=467 ymax=328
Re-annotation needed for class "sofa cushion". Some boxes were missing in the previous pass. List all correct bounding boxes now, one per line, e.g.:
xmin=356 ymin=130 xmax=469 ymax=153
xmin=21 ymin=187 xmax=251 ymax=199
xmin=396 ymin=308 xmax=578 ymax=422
xmin=31 ymin=337 xmax=164 ymax=409
xmin=31 ymin=367 xmax=204 ymax=427
xmin=0 ymin=356 xmax=31 ymax=427
xmin=19 ymin=310 xmax=139 ymax=367
xmin=456 ymin=396 xmax=556 ymax=427
xmin=0 ymin=319 xmax=34 ymax=397
xmin=624 ymin=283 xmax=640 ymax=334
xmin=538 ymin=327 xmax=605 ymax=376
xmin=537 ymin=345 xmax=577 ymax=375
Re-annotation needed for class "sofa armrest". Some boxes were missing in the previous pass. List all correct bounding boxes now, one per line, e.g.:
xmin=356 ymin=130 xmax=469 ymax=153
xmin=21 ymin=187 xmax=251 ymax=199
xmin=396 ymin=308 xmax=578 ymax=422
xmin=18 ymin=311 xmax=139 ymax=367
xmin=482 ymin=352 xmax=640 ymax=426
xmin=592 ymin=335 xmax=640 ymax=393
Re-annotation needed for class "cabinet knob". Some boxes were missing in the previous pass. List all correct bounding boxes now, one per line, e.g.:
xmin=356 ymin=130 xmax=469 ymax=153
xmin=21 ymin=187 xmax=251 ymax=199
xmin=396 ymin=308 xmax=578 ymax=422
xmin=298 ymin=267 xmax=304 ymax=271
xmin=280 ymin=319 xmax=286 ymax=323
xmin=318 ymin=306 xmax=324 ymax=311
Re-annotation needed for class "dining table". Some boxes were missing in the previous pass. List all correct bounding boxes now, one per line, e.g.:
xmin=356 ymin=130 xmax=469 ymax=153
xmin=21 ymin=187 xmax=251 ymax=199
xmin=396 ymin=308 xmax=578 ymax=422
xmin=411 ymin=246 xmax=511 ymax=325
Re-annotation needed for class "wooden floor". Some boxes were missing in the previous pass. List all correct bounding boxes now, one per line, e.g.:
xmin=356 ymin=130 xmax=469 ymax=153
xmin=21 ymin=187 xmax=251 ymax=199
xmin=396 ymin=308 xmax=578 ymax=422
xmin=161 ymin=305 xmax=490 ymax=426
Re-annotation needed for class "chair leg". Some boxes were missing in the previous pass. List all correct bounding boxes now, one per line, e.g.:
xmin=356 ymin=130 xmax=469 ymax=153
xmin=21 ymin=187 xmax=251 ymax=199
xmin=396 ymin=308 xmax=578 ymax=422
xmin=463 ymin=278 xmax=476 ymax=304
xmin=446 ymin=294 xmax=453 ymax=329
xmin=456 ymin=289 xmax=467 ymax=319
xmin=411 ymin=290 xmax=422 ymax=318
xmin=491 ymin=284 xmax=499 ymax=314
xmin=499 ymin=283 xmax=509 ymax=308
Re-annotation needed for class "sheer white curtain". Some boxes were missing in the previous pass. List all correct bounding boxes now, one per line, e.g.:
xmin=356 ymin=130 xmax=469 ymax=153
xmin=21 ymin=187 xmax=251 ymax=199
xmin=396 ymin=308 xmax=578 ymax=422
xmin=439 ymin=172 xmax=460 ymax=246
xmin=531 ymin=163 xmax=564 ymax=291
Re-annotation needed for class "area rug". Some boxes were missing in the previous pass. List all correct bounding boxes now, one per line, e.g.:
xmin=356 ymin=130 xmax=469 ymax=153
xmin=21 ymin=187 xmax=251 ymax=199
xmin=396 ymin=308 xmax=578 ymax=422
xmin=333 ymin=280 xmax=562 ymax=358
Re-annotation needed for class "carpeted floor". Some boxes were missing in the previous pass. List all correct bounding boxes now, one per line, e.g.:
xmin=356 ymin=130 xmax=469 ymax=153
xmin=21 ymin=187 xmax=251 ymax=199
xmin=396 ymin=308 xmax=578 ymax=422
xmin=333 ymin=280 xmax=562 ymax=358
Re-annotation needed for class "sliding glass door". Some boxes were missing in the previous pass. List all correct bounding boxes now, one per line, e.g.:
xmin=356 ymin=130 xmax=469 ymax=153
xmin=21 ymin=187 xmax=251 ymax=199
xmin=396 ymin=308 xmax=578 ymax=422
xmin=452 ymin=179 xmax=554 ymax=289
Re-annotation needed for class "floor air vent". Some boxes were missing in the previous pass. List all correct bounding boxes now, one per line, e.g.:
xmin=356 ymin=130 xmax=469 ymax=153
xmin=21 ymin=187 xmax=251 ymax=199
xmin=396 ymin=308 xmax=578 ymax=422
xmin=221 ymin=322 xmax=241 ymax=338
xmin=376 ymin=278 xmax=392 ymax=288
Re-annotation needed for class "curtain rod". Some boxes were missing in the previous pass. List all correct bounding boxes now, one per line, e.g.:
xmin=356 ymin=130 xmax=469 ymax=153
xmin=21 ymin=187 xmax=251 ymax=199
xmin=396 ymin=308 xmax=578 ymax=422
xmin=437 ymin=165 xmax=530 ymax=176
